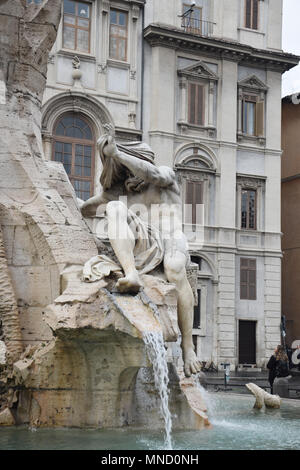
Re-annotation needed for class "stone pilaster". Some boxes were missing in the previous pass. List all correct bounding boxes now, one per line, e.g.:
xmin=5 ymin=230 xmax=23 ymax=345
xmin=264 ymin=256 xmax=281 ymax=361
xmin=217 ymin=252 xmax=236 ymax=369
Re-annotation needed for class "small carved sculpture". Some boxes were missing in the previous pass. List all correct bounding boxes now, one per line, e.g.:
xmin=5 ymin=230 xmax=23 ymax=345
xmin=246 ymin=382 xmax=281 ymax=409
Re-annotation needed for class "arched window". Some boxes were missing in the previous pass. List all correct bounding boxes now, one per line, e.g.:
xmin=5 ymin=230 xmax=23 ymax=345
xmin=53 ymin=113 xmax=95 ymax=201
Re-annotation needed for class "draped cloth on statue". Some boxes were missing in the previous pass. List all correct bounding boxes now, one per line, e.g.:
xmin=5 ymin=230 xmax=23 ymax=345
xmin=83 ymin=209 xmax=164 ymax=282
xmin=97 ymin=135 xmax=155 ymax=191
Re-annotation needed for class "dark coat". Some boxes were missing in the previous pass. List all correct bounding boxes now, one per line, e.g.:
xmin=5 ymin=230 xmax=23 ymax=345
xmin=267 ymin=355 xmax=277 ymax=386
xmin=267 ymin=354 xmax=289 ymax=385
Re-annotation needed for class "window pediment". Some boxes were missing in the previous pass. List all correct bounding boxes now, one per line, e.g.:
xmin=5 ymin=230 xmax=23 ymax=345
xmin=238 ymin=75 xmax=268 ymax=92
xmin=182 ymin=158 xmax=210 ymax=170
xmin=178 ymin=61 xmax=218 ymax=82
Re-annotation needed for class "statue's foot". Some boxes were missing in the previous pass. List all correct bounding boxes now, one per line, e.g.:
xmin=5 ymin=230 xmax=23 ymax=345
xmin=183 ymin=348 xmax=202 ymax=377
xmin=116 ymin=271 xmax=143 ymax=294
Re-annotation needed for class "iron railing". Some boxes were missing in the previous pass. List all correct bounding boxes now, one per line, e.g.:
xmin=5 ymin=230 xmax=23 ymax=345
xmin=181 ymin=16 xmax=215 ymax=37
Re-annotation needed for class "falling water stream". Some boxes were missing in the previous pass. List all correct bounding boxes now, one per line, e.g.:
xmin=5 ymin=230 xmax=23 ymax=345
xmin=142 ymin=331 xmax=173 ymax=450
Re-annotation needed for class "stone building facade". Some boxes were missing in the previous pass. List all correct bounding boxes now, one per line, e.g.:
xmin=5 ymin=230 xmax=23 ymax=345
xmin=40 ymin=0 xmax=298 ymax=369
xmin=281 ymin=94 xmax=300 ymax=346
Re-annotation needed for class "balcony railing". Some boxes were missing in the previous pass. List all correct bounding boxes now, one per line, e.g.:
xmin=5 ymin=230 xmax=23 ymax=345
xmin=181 ymin=17 xmax=215 ymax=37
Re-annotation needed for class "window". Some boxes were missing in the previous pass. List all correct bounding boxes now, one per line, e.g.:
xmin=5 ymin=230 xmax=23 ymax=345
xmin=191 ymin=256 xmax=202 ymax=270
xmin=109 ymin=9 xmax=128 ymax=61
xmin=245 ymin=0 xmax=259 ymax=30
xmin=242 ymin=95 xmax=264 ymax=137
xmin=53 ymin=113 xmax=94 ymax=201
xmin=188 ymin=83 xmax=205 ymax=126
xmin=241 ymin=189 xmax=256 ymax=230
xmin=183 ymin=4 xmax=203 ymax=35
xmin=185 ymin=180 xmax=203 ymax=227
xmin=63 ymin=0 xmax=91 ymax=53
xmin=240 ymin=258 xmax=256 ymax=300
xmin=193 ymin=289 xmax=201 ymax=329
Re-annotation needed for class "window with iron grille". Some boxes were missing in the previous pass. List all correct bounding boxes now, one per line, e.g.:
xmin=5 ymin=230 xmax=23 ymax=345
xmin=63 ymin=0 xmax=91 ymax=53
xmin=240 ymin=258 xmax=257 ymax=300
xmin=183 ymin=4 xmax=203 ymax=35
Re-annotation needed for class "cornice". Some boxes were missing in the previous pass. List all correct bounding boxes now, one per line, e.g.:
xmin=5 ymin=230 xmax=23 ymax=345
xmin=144 ymin=24 xmax=299 ymax=73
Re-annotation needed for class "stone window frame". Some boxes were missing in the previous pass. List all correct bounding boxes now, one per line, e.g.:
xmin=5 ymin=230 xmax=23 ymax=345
xmin=100 ymin=1 xmax=140 ymax=72
xmin=52 ymin=112 xmax=96 ymax=201
xmin=237 ymin=75 xmax=268 ymax=145
xmin=177 ymin=165 xmax=211 ymax=231
xmin=41 ymin=91 xmax=114 ymax=197
xmin=244 ymin=0 xmax=259 ymax=30
xmin=62 ymin=0 xmax=92 ymax=54
xmin=109 ymin=8 xmax=129 ymax=62
xmin=60 ymin=0 xmax=94 ymax=56
xmin=240 ymin=257 xmax=257 ymax=300
xmin=236 ymin=174 xmax=266 ymax=232
xmin=177 ymin=60 xmax=218 ymax=138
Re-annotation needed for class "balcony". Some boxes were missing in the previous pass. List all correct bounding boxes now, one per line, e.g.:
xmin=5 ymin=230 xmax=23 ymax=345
xmin=181 ymin=16 xmax=215 ymax=38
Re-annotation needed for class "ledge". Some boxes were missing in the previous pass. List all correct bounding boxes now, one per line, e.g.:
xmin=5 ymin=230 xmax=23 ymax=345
xmin=144 ymin=23 xmax=300 ymax=72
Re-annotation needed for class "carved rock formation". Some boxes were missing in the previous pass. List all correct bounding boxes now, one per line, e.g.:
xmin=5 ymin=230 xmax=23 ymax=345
xmin=246 ymin=382 xmax=281 ymax=409
xmin=11 ymin=273 xmax=209 ymax=429
xmin=0 ymin=225 xmax=23 ymax=363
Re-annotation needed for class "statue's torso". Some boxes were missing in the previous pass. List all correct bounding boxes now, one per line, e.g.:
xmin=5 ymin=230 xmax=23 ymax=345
xmin=103 ymin=182 xmax=183 ymax=236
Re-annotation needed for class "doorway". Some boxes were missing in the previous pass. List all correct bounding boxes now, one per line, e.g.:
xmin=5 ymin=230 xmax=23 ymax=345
xmin=238 ymin=320 xmax=256 ymax=364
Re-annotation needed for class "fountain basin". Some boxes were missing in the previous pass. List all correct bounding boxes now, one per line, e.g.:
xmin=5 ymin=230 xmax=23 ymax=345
xmin=0 ymin=393 xmax=299 ymax=450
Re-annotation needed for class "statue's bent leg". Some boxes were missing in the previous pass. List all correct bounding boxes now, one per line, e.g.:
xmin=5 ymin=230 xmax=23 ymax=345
xmin=106 ymin=201 xmax=142 ymax=294
xmin=164 ymin=250 xmax=201 ymax=377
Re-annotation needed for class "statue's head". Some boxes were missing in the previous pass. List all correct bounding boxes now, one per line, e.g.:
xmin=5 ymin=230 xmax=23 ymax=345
xmin=98 ymin=136 xmax=155 ymax=192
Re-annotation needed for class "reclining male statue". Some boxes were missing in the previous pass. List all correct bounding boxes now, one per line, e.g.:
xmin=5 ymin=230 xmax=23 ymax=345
xmin=81 ymin=124 xmax=201 ymax=377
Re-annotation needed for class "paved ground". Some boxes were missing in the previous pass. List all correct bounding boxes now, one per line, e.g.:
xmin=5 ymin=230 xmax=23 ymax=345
xmin=203 ymin=369 xmax=300 ymax=399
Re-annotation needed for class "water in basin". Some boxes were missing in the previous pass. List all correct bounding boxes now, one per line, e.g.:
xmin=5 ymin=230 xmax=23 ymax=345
xmin=1 ymin=392 xmax=300 ymax=450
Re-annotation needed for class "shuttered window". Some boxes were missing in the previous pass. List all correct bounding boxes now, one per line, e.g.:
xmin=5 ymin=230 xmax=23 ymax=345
xmin=185 ymin=180 xmax=203 ymax=226
xmin=188 ymin=83 xmax=205 ymax=126
xmin=241 ymin=189 xmax=257 ymax=230
xmin=242 ymin=95 xmax=264 ymax=136
xmin=240 ymin=258 xmax=256 ymax=300
xmin=245 ymin=0 xmax=259 ymax=30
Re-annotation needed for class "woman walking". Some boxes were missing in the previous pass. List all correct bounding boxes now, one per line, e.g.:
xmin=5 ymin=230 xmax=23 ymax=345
xmin=267 ymin=345 xmax=289 ymax=394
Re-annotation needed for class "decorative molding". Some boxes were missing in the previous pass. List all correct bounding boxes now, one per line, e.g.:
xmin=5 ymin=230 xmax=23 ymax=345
xmin=98 ymin=63 xmax=107 ymax=74
xmin=130 ymin=69 xmax=137 ymax=80
xmin=236 ymin=175 xmax=266 ymax=189
xmin=132 ymin=5 xmax=140 ymax=21
xmin=42 ymin=92 xmax=114 ymax=138
xmin=174 ymin=142 xmax=218 ymax=171
xmin=144 ymin=24 xmax=299 ymax=73
xmin=238 ymin=74 xmax=268 ymax=92
xmin=178 ymin=60 xmax=219 ymax=82
xmin=102 ymin=0 xmax=110 ymax=14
